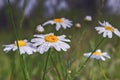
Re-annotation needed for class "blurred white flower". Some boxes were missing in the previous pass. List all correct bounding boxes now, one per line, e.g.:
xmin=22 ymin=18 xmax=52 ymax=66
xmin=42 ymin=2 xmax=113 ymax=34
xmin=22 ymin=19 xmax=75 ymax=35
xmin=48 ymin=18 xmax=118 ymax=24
xmin=43 ymin=0 xmax=69 ymax=17
xmin=36 ymin=25 xmax=44 ymax=33
xmin=31 ymin=33 xmax=70 ymax=54
xmin=75 ymin=23 xmax=81 ymax=28
xmin=18 ymin=0 xmax=25 ymax=9
xmin=43 ymin=0 xmax=57 ymax=17
xmin=3 ymin=40 xmax=36 ymax=55
xmin=83 ymin=49 xmax=111 ymax=61
xmin=0 ymin=0 xmax=37 ymax=18
xmin=43 ymin=18 xmax=72 ymax=31
xmin=84 ymin=15 xmax=92 ymax=21
xmin=24 ymin=0 xmax=37 ymax=17
xmin=0 ymin=0 xmax=5 ymax=10
xmin=57 ymin=0 xmax=69 ymax=11
xmin=95 ymin=21 xmax=120 ymax=38
xmin=106 ymin=0 xmax=120 ymax=14
xmin=0 ymin=0 xmax=15 ymax=10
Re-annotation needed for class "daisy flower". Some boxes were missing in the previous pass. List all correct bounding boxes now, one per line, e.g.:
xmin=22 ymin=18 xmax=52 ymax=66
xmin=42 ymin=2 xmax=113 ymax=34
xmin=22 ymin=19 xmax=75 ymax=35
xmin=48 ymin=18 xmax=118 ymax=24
xmin=83 ymin=49 xmax=111 ymax=61
xmin=36 ymin=24 xmax=44 ymax=33
xmin=31 ymin=33 xmax=70 ymax=54
xmin=3 ymin=39 xmax=36 ymax=55
xmin=42 ymin=18 xmax=72 ymax=31
xmin=95 ymin=21 xmax=120 ymax=38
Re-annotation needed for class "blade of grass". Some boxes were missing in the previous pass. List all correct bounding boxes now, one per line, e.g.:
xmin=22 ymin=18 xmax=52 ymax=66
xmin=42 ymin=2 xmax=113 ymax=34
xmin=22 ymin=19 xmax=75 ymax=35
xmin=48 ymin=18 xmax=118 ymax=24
xmin=7 ymin=0 xmax=30 ymax=80
xmin=75 ymin=37 xmax=105 ymax=77
xmin=42 ymin=49 xmax=51 ymax=80
xmin=97 ymin=60 xmax=109 ymax=80
xmin=50 ymin=53 xmax=62 ymax=80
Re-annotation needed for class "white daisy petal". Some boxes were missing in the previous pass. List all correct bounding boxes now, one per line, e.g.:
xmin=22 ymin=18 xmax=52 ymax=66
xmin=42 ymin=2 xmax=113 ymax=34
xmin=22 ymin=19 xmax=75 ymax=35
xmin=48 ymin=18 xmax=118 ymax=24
xmin=12 ymin=47 xmax=17 ymax=51
xmin=114 ymin=28 xmax=120 ymax=37
xmin=33 ymin=34 xmax=45 ymax=38
xmin=31 ymin=38 xmax=42 ymax=42
xmin=58 ymin=38 xmax=70 ymax=42
xmin=31 ymin=38 xmax=45 ymax=46
xmin=83 ymin=53 xmax=91 ymax=57
xmin=98 ymin=30 xmax=105 ymax=34
xmin=100 ymin=56 xmax=106 ymax=61
xmin=37 ymin=45 xmax=45 ymax=54
xmin=52 ymin=43 xmax=61 ymax=51
xmin=58 ymin=41 xmax=70 ymax=49
xmin=31 ymin=33 xmax=70 ymax=54
xmin=32 ymin=42 xmax=42 ymax=47
xmin=102 ymin=52 xmax=111 ymax=59
xmin=58 ymin=35 xmax=70 ymax=42
xmin=93 ymin=56 xmax=99 ymax=60
xmin=3 ymin=47 xmax=12 ymax=53
xmin=96 ymin=49 xmax=101 ymax=52
xmin=43 ymin=18 xmax=72 ymax=31
xmin=37 ymin=44 xmax=48 ymax=54
xmin=59 ymin=44 xmax=68 ymax=51
xmin=96 ymin=21 xmax=120 ymax=38
xmin=60 ymin=23 xmax=67 ymax=29
xmin=3 ymin=40 xmax=36 ymax=55
xmin=98 ymin=21 xmax=105 ymax=26
xmin=42 ymin=20 xmax=55 ymax=26
xmin=56 ymin=23 xmax=61 ymax=31
xmin=58 ymin=35 xmax=66 ymax=38
xmin=63 ymin=22 xmax=72 ymax=28
xmin=95 ymin=27 xmax=105 ymax=31
xmin=19 ymin=47 xmax=25 ymax=54
xmin=108 ymin=31 xmax=113 ymax=38
xmin=83 ymin=49 xmax=110 ymax=61
xmin=24 ymin=46 xmax=33 ymax=55
xmin=103 ymin=32 xmax=107 ymax=38
xmin=105 ymin=22 xmax=112 ymax=26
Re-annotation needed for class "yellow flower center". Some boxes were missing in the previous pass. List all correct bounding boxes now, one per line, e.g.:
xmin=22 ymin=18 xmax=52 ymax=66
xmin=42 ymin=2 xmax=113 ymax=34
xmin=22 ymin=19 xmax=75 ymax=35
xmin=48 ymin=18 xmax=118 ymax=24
xmin=53 ymin=18 xmax=63 ymax=23
xmin=93 ymin=51 xmax=102 ymax=56
xmin=105 ymin=26 xmax=114 ymax=32
xmin=15 ymin=40 xmax=26 ymax=47
xmin=45 ymin=35 xmax=58 ymax=42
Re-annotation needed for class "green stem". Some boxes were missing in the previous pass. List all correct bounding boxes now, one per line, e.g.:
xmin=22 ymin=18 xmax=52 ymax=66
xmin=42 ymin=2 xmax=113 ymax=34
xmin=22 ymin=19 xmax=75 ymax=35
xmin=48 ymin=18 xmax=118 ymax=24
xmin=20 ymin=55 xmax=30 ymax=80
xmin=7 ymin=0 xmax=19 ymax=39
xmin=50 ymin=54 xmax=62 ymax=80
xmin=78 ymin=37 xmax=105 ymax=74
xmin=8 ymin=0 xmax=30 ymax=80
xmin=65 ymin=61 xmax=70 ymax=80
xmin=19 ymin=15 xmax=25 ymax=29
xmin=97 ymin=0 xmax=104 ymax=19
xmin=42 ymin=50 xmax=51 ymax=80
xmin=78 ymin=25 xmax=89 ymax=44
xmin=98 ymin=61 xmax=109 ymax=80
xmin=10 ymin=53 xmax=16 ymax=80
xmin=57 ymin=53 xmax=65 ymax=79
